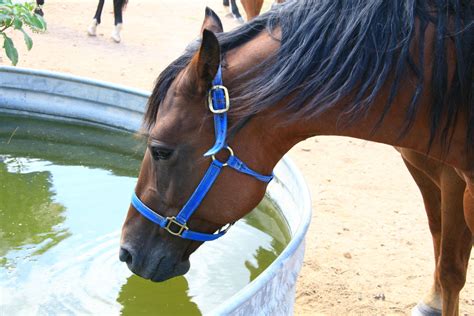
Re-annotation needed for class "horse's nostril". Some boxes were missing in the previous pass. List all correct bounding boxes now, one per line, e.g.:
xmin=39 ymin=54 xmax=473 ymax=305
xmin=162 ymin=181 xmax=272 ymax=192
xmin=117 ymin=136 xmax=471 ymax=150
xmin=119 ymin=247 xmax=132 ymax=264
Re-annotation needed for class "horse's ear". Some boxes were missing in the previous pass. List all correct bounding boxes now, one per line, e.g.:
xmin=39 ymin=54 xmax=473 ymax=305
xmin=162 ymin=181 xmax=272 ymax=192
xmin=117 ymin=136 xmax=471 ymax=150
xmin=188 ymin=29 xmax=220 ymax=92
xmin=201 ymin=7 xmax=223 ymax=34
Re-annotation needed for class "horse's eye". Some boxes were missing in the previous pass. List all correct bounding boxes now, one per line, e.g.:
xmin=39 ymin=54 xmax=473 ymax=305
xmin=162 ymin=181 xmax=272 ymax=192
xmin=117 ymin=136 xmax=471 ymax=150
xmin=150 ymin=147 xmax=173 ymax=160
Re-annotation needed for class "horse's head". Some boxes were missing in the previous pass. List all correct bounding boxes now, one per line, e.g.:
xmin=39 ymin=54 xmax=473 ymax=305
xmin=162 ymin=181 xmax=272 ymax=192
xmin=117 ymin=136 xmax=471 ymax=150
xmin=119 ymin=9 xmax=279 ymax=282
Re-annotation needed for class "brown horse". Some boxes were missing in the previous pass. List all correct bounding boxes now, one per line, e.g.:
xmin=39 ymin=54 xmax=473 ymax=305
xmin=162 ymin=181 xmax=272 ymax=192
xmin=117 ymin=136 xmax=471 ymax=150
xmin=120 ymin=1 xmax=473 ymax=315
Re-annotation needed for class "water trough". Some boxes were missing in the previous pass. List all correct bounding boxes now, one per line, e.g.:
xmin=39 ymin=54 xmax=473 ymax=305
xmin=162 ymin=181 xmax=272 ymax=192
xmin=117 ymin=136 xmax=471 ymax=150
xmin=0 ymin=66 xmax=312 ymax=315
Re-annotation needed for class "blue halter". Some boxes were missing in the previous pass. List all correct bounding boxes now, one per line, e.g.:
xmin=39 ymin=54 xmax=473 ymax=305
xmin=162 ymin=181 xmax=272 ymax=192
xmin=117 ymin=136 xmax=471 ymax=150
xmin=131 ymin=65 xmax=274 ymax=242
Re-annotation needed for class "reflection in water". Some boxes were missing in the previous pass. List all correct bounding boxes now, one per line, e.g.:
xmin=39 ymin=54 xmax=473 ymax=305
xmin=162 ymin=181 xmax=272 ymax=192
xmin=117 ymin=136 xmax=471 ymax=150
xmin=0 ymin=115 xmax=291 ymax=315
xmin=0 ymin=114 xmax=145 ymax=177
xmin=243 ymin=198 xmax=289 ymax=281
xmin=245 ymin=247 xmax=277 ymax=281
xmin=0 ymin=157 xmax=69 ymax=264
xmin=118 ymin=275 xmax=200 ymax=316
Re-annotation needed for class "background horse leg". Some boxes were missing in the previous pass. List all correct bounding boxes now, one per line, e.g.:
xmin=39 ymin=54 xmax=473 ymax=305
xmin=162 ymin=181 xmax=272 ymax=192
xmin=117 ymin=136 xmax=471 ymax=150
xmin=223 ymin=0 xmax=231 ymax=16
xmin=88 ymin=0 xmax=105 ymax=36
xmin=111 ymin=0 xmax=126 ymax=43
xmin=230 ymin=0 xmax=244 ymax=23
xmin=34 ymin=0 xmax=44 ymax=16
xmin=240 ymin=0 xmax=264 ymax=20
xmin=401 ymin=150 xmax=442 ymax=315
xmin=438 ymin=168 xmax=472 ymax=316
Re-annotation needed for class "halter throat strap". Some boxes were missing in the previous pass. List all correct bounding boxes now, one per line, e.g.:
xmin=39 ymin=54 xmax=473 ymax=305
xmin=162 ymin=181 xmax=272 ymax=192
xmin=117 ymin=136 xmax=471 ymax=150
xmin=131 ymin=64 xmax=274 ymax=242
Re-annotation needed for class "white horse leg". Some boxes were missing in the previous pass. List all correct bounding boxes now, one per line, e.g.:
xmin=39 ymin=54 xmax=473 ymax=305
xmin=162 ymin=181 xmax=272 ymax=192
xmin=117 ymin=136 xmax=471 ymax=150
xmin=111 ymin=23 xmax=122 ymax=43
xmin=412 ymin=303 xmax=442 ymax=316
xmin=87 ymin=19 xmax=98 ymax=36
xmin=223 ymin=3 xmax=231 ymax=15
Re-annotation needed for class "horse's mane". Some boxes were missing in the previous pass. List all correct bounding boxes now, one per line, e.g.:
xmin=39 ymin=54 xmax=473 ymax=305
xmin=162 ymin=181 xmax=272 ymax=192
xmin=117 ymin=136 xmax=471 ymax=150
xmin=145 ymin=0 xmax=473 ymax=153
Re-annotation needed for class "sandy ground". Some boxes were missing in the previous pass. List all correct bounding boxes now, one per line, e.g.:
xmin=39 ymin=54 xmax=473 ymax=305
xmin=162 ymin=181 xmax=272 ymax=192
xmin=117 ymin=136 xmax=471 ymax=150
xmin=3 ymin=0 xmax=473 ymax=314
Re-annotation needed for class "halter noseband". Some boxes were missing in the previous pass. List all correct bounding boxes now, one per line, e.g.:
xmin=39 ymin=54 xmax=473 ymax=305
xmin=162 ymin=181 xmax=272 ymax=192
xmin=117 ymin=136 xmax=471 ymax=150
xmin=131 ymin=64 xmax=274 ymax=242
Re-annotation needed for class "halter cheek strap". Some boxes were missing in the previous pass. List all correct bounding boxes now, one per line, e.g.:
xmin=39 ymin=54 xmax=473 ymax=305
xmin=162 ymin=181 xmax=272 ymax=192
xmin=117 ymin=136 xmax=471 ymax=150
xmin=131 ymin=64 xmax=274 ymax=242
xmin=205 ymin=65 xmax=228 ymax=156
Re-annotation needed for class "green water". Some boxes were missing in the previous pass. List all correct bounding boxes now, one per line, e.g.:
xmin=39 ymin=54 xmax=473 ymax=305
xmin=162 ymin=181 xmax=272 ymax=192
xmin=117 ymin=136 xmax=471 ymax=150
xmin=0 ymin=114 xmax=291 ymax=315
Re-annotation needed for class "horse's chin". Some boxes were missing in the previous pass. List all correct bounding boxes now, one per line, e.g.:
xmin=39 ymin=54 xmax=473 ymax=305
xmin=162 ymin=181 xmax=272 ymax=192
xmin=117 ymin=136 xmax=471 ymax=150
xmin=149 ymin=259 xmax=191 ymax=282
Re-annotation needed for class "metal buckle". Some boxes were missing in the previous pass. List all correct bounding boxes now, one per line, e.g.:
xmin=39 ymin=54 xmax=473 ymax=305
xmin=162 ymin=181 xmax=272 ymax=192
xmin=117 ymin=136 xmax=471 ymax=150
xmin=208 ymin=85 xmax=230 ymax=114
xmin=165 ymin=216 xmax=189 ymax=237
xmin=212 ymin=146 xmax=234 ymax=167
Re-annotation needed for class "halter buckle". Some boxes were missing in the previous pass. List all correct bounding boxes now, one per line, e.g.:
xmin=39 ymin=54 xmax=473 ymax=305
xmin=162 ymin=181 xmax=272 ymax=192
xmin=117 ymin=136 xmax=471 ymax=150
xmin=165 ymin=216 xmax=189 ymax=237
xmin=208 ymin=85 xmax=230 ymax=114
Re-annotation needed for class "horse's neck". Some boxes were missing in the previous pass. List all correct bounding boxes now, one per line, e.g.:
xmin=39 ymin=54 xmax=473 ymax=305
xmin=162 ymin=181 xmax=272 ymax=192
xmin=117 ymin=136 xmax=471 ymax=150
xmin=281 ymin=79 xmax=470 ymax=172
xmin=224 ymin=29 xmax=281 ymax=83
xmin=225 ymin=30 xmax=472 ymax=173
xmin=295 ymin=60 xmax=471 ymax=172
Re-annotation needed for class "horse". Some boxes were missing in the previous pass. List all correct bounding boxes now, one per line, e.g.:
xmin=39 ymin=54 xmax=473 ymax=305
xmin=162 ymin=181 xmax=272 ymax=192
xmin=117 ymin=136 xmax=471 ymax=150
xmin=87 ymin=0 xmax=128 ymax=43
xmin=223 ymin=0 xmax=284 ymax=22
xmin=223 ymin=0 xmax=263 ymax=22
xmin=34 ymin=0 xmax=44 ymax=16
xmin=119 ymin=1 xmax=473 ymax=315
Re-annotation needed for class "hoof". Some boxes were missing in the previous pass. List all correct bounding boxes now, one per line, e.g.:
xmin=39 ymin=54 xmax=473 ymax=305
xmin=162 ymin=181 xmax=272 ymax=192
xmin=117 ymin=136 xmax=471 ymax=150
xmin=87 ymin=19 xmax=98 ymax=36
xmin=111 ymin=34 xmax=121 ymax=43
xmin=34 ymin=7 xmax=44 ymax=17
xmin=111 ymin=23 xmax=122 ymax=43
xmin=411 ymin=302 xmax=442 ymax=316
xmin=233 ymin=15 xmax=245 ymax=24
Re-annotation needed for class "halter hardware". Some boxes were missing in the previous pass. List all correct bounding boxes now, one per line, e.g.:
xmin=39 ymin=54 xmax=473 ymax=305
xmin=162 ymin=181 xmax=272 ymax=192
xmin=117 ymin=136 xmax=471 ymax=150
xmin=131 ymin=64 xmax=274 ymax=242
xmin=165 ymin=216 xmax=189 ymax=237
xmin=208 ymin=85 xmax=230 ymax=113
xmin=211 ymin=146 xmax=234 ymax=167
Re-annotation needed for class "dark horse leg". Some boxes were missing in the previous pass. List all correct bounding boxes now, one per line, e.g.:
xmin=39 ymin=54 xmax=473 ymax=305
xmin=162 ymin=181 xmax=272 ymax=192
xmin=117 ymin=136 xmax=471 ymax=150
xmin=87 ymin=0 xmax=126 ymax=42
xmin=87 ymin=0 xmax=105 ymax=36
xmin=223 ymin=0 xmax=244 ymax=23
xmin=230 ymin=0 xmax=244 ymax=23
xmin=34 ymin=0 xmax=44 ymax=17
xmin=111 ymin=0 xmax=126 ymax=43
xmin=400 ymin=149 xmax=472 ymax=316
xmin=222 ymin=0 xmax=231 ymax=17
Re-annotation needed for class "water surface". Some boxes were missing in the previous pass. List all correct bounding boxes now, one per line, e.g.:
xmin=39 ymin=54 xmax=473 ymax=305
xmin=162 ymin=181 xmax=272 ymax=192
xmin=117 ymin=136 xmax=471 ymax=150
xmin=0 ymin=115 xmax=291 ymax=315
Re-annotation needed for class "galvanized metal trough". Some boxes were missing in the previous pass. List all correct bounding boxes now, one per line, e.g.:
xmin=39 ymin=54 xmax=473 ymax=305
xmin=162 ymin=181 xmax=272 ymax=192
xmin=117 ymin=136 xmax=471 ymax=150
xmin=0 ymin=66 xmax=312 ymax=315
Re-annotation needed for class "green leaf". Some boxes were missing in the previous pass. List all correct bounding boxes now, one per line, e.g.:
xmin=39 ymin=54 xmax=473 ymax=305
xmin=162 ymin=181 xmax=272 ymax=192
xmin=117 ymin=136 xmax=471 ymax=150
xmin=0 ymin=13 xmax=11 ymax=22
xmin=0 ymin=16 xmax=12 ymax=29
xmin=12 ymin=16 xmax=21 ymax=29
xmin=21 ymin=29 xmax=32 ymax=50
xmin=28 ymin=12 xmax=46 ymax=30
xmin=3 ymin=34 xmax=18 ymax=65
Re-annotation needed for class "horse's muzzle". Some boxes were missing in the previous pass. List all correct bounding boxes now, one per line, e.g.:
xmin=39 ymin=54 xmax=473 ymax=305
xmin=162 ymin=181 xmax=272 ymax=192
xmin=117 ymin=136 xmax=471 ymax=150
xmin=119 ymin=245 xmax=190 ymax=282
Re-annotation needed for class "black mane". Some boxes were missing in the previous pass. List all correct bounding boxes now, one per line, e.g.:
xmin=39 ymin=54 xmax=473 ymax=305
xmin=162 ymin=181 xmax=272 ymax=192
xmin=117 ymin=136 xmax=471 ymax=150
xmin=145 ymin=0 xmax=473 ymax=153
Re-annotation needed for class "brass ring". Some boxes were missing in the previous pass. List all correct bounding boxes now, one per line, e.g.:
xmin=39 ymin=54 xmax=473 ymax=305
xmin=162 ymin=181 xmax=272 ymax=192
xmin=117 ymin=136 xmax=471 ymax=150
xmin=211 ymin=146 xmax=234 ymax=167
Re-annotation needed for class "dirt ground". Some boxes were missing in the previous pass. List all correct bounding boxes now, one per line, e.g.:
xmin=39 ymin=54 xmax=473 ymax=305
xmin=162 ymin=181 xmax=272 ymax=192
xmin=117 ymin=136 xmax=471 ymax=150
xmin=3 ymin=0 xmax=473 ymax=314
